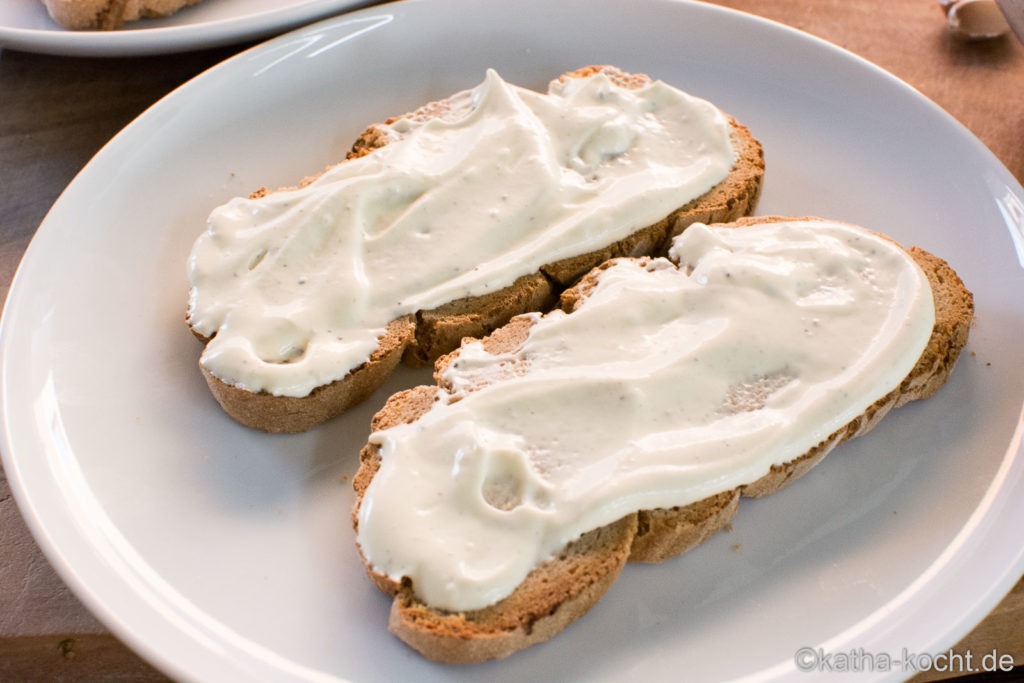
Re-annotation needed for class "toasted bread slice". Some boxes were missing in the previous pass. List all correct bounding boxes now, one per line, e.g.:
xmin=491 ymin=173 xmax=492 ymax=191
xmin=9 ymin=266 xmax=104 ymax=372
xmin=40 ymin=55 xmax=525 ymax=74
xmin=352 ymin=216 xmax=973 ymax=662
xmin=41 ymin=0 xmax=203 ymax=29
xmin=191 ymin=66 xmax=764 ymax=432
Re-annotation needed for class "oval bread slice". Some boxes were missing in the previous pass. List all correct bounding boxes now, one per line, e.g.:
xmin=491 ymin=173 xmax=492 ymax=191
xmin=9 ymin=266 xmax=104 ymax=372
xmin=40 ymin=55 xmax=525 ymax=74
xmin=190 ymin=66 xmax=765 ymax=433
xmin=351 ymin=215 xmax=973 ymax=663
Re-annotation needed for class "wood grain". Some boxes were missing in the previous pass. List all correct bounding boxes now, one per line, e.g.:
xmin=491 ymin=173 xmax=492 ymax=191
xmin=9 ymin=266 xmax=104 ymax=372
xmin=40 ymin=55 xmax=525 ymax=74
xmin=711 ymin=0 xmax=1024 ymax=180
xmin=0 ymin=43 xmax=246 ymax=682
xmin=0 ymin=0 xmax=1021 ymax=678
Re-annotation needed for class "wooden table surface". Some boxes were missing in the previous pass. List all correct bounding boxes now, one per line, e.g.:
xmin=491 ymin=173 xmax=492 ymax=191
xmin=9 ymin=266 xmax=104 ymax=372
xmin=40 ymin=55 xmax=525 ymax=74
xmin=1 ymin=0 xmax=1021 ymax=680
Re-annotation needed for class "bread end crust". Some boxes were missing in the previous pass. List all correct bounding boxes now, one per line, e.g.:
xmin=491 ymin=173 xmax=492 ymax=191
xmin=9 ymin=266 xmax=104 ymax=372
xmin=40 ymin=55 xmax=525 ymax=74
xmin=712 ymin=217 xmax=974 ymax=498
xmin=387 ymin=515 xmax=637 ymax=664
xmin=352 ymin=381 xmax=638 ymax=663
xmin=199 ymin=316 xmax=415 ymax=434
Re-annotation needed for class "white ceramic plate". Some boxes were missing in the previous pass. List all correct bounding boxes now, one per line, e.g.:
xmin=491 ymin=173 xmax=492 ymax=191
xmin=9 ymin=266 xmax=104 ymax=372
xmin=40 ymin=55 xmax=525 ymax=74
xmin=3 ymin=1 xmax=1023 ymax=681
xmin=0 ymin=0 xmax=374 ymax=56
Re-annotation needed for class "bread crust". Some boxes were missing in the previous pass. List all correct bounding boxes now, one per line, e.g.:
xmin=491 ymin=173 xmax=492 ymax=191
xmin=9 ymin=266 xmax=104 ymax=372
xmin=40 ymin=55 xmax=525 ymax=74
xmin=352 ymin=215 xmax=973 ymax=662
xmin=191 ymin=66 xmax=765 ymax=432
xmin=200 ymin=316 xmax=415 ymax=434
xmin=41 ymin=0 xmax=203 ymax=29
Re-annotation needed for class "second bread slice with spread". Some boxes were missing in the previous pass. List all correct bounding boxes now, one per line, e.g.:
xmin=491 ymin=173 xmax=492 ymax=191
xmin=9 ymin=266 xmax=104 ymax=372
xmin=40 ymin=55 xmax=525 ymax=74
xmin=186 ymin=66 xmax=765 ymax=432
xmin=352 ymin=216 xmax=973 ymax=663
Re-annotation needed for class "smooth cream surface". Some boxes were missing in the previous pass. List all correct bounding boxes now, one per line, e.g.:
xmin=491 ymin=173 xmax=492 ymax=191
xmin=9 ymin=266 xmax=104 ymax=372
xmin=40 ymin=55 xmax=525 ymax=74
xmin=356 ymin=220 xmax=935 ymax=611
xmin=187 ymin=69 xmax=735 ymax=396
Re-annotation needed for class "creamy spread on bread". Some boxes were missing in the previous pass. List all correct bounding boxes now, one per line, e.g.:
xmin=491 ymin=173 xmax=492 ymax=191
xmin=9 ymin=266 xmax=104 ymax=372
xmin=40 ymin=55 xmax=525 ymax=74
xmin=356 ymin=219 xmax=935 ymax=611
xmin=187 ymin=69 xmax=735 ymax=396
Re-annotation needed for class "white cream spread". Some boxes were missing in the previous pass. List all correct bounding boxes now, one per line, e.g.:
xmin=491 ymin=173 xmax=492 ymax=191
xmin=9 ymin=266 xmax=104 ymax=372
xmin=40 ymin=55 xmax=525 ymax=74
xmin=356 ymin=219 xmax=935 ymax=611
xmin=187 ymin=69 xmax=736 ymax=396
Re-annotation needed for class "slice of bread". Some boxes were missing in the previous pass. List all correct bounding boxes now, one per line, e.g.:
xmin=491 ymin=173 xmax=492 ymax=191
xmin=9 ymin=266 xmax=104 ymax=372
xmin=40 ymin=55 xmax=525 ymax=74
xmin=41 ymin=0 xmax=203 ymax=29
xmin=191 ymin=66 xmax=765 ymax=433
xmin=351 ymin=215 xmax=973 ymax=663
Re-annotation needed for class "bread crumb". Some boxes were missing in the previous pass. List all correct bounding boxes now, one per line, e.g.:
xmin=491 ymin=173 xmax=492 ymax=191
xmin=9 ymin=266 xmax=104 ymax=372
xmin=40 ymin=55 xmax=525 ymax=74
xmin=725 ymin=523 xmax=733 ymax=532
xmin=342 ymin=475 xmax=349 ymax=481
xmin=732 ymin=544 xmax=740 ymax=551
xmin=971 ymin=351 xmax=976 ymax=357
xmin=986 ymin=362 xmax=991 ymax=366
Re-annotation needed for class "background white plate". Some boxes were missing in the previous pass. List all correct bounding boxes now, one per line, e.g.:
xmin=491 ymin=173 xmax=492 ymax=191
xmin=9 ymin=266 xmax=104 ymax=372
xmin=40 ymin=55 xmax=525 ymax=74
xmin=0 ymin=0 xmax=374 ymax=56
xmin=3 ymin=1 xmax=1024 ymax=681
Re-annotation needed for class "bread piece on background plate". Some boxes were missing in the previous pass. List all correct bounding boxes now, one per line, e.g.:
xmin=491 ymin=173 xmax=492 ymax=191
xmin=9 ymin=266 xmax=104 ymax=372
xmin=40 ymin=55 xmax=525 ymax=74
xmin=41 ymin=0 xmax=203 ymax=29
